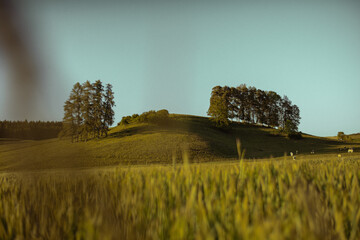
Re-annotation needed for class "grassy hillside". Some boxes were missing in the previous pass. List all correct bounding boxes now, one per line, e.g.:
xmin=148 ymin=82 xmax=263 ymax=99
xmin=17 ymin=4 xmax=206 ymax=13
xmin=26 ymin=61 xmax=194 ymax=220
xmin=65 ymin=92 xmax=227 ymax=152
xmin=0 ymin=114 xmax=359 ymax=171
xmin=349 ymin=133 xmax=360 ymax=143
xmin=327 ymin=133 xmax=360 ymax=143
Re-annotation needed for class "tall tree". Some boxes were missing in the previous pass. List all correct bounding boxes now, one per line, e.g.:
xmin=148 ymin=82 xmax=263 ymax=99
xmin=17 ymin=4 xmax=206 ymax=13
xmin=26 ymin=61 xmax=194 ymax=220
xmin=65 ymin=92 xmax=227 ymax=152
xmin=208 ymin=85 xmax=300 ymax=131
xmin=62 ymin=80 xmax=115 ymax=142
xmin=247 ymin=86 xmax=257 ymax=123
xmin=266 ymin=91 xmax=281 ymax=127
xmin=63 ymin=99 xmax=75 ymax=142
xmin=81 ymin=81 xmax=94 ymax=141
xmin=254 ymin=89 xmax=266 ymax=124
xmin=290 ymin=104 xmax=300 ymax=131
xmin=102 ymin=84 xmax=115 ymax=136
xmin=280 ymin=95 xmax=293 ymax=129
xmin=279 ymin=95 xmax=300 ymax=132
xmin=93 ymin=80 xmax=104 ymax=138
xmin=63 ymin=82 xmax=83 ymax=142
xmin=207 ymin=86 xmax=230 ymax=127
xmin=234 ymin=84 xmax=247 ymax=122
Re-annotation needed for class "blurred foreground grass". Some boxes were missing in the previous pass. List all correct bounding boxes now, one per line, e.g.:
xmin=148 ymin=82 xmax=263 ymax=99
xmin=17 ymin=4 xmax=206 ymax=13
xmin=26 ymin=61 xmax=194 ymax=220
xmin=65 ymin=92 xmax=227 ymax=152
xmin=1 ymin=158 xmax=360 ymax=239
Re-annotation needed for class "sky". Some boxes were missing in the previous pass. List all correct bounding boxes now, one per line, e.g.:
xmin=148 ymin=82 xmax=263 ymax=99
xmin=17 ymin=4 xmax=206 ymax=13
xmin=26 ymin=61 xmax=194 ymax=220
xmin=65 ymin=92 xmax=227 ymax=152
xmin=0 ymin=0 xmax=359 ymax=136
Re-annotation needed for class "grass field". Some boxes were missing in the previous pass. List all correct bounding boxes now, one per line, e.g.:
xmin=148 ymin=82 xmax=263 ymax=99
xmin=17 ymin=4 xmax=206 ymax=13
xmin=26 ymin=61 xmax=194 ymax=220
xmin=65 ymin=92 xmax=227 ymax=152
xmin=0 ymin=115 xmax=358 ymax=171
xmin=1 ymin=157 xmax=360 ymax=239
xmin=1 ymin=114 xmax=360 ymax=239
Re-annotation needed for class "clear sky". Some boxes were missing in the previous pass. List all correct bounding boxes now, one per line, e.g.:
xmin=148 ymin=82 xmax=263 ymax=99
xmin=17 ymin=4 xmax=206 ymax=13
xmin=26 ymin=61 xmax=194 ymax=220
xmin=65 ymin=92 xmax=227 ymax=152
xmin=0 ymin=0 xmax=359 ymax=136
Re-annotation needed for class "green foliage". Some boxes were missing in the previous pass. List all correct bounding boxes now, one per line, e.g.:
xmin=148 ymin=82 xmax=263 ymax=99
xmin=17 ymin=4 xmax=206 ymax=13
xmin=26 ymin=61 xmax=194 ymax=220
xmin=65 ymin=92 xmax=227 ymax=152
xmin=119 ymin=116 xmax=132 ymax=125
xmin=102 ymin=84 xmax=115 ymax=136
xmin=1 ymin=159 xmax=360 ymax=239
xmin=207 ymin=85 xmax=301 ymax=130
xmin=207 ymin=86 xmax=230 ymax=128
xmin=280 ymin=120 xmax=302 ymax=139
xmin=283 ymin=119 xmax=297 ymax=134
xmin=62 ymin=80 xmax=115 ymax=141
xmin=118 ymin=109 xmax=169 ymax=126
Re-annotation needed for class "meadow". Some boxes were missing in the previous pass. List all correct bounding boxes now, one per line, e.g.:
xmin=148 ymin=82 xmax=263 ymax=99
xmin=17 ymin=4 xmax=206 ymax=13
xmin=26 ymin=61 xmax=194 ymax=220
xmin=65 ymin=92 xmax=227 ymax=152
xmin=1 ymin=115 xmax=359 ymax=239
xmin=1 ymin=156 xmax=360 ymax=240
xmin=1 ymin=115 xmax=358 ymax=171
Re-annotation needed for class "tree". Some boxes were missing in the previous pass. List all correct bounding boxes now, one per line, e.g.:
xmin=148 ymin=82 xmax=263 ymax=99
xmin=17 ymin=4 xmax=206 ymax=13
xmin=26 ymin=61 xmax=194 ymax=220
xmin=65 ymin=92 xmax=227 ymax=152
xmin=283 ymin=119 xmax=297 ymax=135
xmin=93 ymin=80 xmax=104 ymax=138
xmin=278 ymin=95 xmax=301 ymax=135
xmin=234 ymin=84 xmax=247 ymax=122
xmin=63 ymin=99 xmax=76 ymax=142
xmin=64 ymin=82 xmax=83 ymax=142
xmin=265 ymin=91 xmax=281 ymax=127
xmin=254 ymin=89 xmax=267 ymax=124
xmin=207 ymin=86 xmax=230 ymax=127
xmin=207 ymin=85 xmax=300 ymax=131
xmin=290 ymin=104 xmax=300 ymax=130
xmin=62 ymin=80 xmax=115 ymax=141
xmin=279 ymin=95 xmax=292 ymax=129
xmin=102 ymin=83 xmax=115 ymax=136
xmin=81 ymin=81 xmax=94 ymax=141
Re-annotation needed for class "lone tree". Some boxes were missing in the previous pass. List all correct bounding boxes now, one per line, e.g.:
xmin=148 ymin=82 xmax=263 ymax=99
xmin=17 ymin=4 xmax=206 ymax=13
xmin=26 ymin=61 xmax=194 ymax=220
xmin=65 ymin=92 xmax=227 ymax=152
xmin=62 ymin=80 xmax=115 ymax=142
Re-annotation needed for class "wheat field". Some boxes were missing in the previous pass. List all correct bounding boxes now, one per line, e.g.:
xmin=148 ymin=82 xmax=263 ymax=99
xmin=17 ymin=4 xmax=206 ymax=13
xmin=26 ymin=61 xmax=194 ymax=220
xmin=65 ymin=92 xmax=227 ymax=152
xmin=1 ymin=156 xmax=360 ymax=240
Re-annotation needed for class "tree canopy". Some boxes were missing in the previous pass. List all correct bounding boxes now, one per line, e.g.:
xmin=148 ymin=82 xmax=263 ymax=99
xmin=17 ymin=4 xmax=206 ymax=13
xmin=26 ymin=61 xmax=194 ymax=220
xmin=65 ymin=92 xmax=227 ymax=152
xmin=207 ymin=85 xmax=301 ymax=132
xmin=62 ymin=80 xmax=115 ymax=142
xmin=119 ymin=109 xmax=170 ymax=126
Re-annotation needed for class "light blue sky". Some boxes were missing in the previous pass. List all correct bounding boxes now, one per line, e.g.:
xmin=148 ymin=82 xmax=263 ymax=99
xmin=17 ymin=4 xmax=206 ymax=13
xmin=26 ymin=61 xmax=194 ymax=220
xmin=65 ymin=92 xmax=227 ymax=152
xmin=0 ymin=0 xmax=359 ymax=136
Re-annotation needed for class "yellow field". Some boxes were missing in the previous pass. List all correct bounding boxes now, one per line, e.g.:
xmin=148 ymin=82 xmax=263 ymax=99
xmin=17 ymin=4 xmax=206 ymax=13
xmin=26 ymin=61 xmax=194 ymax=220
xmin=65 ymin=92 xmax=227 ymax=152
xmin=1 ymin=156 xmax=360 ymax=239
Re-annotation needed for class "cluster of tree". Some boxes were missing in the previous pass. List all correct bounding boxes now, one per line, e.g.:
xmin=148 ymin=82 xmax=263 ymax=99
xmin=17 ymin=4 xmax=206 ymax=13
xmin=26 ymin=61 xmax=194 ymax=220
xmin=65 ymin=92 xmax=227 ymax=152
xmin=119 ymin=109 xmax=169 ymax=125
xmin=0 ymin=120 xmax=62 ymax=140
xmin=207 ymin=85 xmax=301 ymax=134
xmin=62 ymin=80 xmax=115 ymax=142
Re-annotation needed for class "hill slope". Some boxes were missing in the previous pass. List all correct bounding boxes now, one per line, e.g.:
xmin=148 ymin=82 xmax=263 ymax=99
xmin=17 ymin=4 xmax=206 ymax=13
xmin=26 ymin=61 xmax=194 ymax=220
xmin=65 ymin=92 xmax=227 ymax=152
xmin=0 ymin=114 xmax=359 ymax=171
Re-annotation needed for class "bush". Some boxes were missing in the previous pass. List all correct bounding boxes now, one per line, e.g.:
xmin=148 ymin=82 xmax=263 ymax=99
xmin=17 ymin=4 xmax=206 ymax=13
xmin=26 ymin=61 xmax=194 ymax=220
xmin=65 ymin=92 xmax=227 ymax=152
xmin=118 ymin=116 xmax=132 ymax=126
xmin=118 ymin=110 xmax=170 ymax=126
xmin=131 ymin=114 xmax=139 ymax=120
xmin=156 ymin=109 xmax=169 ymax=118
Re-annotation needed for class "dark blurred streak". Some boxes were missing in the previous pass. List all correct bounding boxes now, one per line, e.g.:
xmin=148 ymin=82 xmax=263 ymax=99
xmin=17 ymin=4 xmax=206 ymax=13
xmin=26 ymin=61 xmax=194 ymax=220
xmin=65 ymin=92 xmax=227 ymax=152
xmin=0 ymin=0 xmax=38 ymax=120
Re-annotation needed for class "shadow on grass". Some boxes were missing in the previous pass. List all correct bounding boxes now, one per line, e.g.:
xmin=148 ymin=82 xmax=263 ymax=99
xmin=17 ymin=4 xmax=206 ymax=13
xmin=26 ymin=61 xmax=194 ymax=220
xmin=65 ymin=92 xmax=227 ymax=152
xmin=108 ymin=117 xmax=360 ymax=160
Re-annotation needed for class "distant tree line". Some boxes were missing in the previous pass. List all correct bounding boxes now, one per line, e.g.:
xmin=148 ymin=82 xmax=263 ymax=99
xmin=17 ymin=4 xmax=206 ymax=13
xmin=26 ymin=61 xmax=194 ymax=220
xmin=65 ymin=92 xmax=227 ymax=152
xmin=119 ymin=109 xmax=169 ymax=125
xmin=207 ymin=85 xmax=301 ymax=133
xmin=62 ymin=80 xmax=115 ymax=142
xmin=0 ymin=120 xmax=62 ymax=140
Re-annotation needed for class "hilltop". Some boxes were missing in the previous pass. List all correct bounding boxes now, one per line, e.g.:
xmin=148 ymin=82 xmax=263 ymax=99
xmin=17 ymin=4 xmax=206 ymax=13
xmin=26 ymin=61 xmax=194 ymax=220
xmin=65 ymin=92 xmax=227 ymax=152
xmin=0 ymin=114 xmax=359 ymax=171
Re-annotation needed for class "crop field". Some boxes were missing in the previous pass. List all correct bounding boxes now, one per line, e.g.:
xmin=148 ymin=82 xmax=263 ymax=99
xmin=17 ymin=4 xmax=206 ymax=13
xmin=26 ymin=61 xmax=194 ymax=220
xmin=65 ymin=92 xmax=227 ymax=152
xmin=1 ymin=156 xmax=360 ymax=240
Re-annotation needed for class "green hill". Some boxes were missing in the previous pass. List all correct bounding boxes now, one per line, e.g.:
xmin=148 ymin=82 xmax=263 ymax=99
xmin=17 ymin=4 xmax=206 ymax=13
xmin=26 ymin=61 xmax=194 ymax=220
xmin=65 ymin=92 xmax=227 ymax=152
xmin=0 ymin=114 xmax=359 ymax=171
